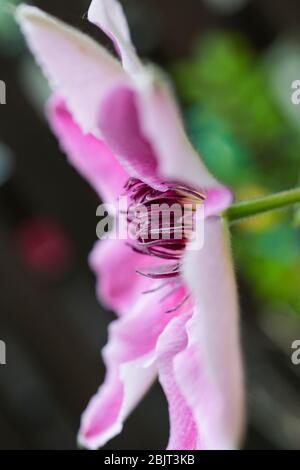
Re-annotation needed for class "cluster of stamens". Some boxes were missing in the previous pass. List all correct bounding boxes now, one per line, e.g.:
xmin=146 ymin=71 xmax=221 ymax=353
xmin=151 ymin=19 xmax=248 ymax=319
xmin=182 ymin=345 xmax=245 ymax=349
xmin=124 ymin=178 xmax=206 ymax=281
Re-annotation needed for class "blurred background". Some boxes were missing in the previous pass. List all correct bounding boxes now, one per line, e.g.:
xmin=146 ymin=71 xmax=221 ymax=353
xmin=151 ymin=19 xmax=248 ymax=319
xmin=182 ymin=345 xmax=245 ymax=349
xmin=0 ymin=0 xmax=300 ymax=450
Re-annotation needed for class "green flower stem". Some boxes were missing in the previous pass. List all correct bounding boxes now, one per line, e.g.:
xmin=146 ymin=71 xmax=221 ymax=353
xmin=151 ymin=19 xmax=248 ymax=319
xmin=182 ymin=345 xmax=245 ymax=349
xmin=223 ymin=187 xmax=300 ymax=224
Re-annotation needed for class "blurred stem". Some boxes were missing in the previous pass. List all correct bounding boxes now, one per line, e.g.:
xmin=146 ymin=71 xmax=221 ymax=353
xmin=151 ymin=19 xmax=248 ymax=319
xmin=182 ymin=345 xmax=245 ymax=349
xmin=223 ymin=187 xmax=300 ymax=224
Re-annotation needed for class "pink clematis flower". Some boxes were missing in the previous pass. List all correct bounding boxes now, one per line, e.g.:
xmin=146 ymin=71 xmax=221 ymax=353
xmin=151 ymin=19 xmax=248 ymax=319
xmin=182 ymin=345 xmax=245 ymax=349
xmin=16 ymin=0 xmax=244 ymax=450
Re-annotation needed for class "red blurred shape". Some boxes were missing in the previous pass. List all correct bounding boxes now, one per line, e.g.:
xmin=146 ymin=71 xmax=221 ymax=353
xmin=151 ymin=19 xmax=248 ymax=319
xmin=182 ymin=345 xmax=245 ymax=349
xmin=15 ymin=218 xmax=72 ymax=278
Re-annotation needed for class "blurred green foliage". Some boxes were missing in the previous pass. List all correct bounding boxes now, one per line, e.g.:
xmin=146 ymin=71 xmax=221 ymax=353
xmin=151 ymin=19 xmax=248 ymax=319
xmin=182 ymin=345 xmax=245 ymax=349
xmin=0 ymin=0 xmax=23 ymax=54
xmin=170 ymin=32 xmax=300 ymax=314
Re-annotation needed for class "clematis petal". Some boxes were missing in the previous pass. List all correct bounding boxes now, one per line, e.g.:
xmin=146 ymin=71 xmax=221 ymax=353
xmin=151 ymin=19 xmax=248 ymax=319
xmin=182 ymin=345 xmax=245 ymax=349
xmin=88 ymin=0 xmax=144 ymax=77
xmin=176 ymin=216 xmax=244 ymax=449
xmin=156 ymin=312 xmax=197 ymax=450
xmin=15 ymin=4 xmax=161 ymax=189
xmin=48 ymin=95 xmax=128 ymax=203
xmin=89 ymin=239 xmax=161 ymax=315
xmin=16 ymin=4 xmax=127 ymax=136
xmin=204 ymin=187 xmax=233 ymax=217
xmin=79 ymin=287 xmax=186 ymax=449
xmin=17 ymin=4 xmax=229 ymax=197
xmin=87 ymin=0 xmax=226 ymax=192
xmin=135 ymin=80 xmax=225 ymax=192
xmin=98 ymin=81 xmax=232 ymax=193
xmin=98 ymin=86 xmax=163 ymax=189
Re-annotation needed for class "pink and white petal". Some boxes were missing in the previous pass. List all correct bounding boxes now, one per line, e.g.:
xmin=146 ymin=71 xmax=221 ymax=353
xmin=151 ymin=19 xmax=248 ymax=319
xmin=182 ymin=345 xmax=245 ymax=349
xmin=17 ymin=4 xmax=230 ymax=201
xmin=16 ymin=4 xmax=127 ymax=136
xmin=156 ymin=313 xmax=198 ymax=450
xmin=204 ymin=187 xmax=233 ymax=217
xmin=98 ymin=86 xmax=164 ymax=189
xmin=16 ymin=4 xmax=160 ymax=188
xmin=136 ymin=81 xmax=216 ymax=189
xmin=79 ymin=286 xmax=186 ymax=449
xmin=89 ymin=238 xmax=162 ymax=315
xmin=79 ymin=349 xmax=157 ymax=450
xmin=98 ymin=78 xmax=229 ymax=194
xmin=86 ymin=0 xmax=230 ymax=193
xmin=136 ymin=80 xmax=232 ymax=194
xmin=88 ymin=0 xmax=144 ymax=78
xmin=48 ymin=95 xmax=128 ymax=203
xmin=178 ymin=216 xmax=244 ymax=449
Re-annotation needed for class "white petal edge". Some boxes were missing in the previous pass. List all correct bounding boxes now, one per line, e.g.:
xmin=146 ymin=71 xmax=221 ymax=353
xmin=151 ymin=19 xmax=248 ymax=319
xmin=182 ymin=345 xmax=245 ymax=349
xmin=16 ymin=4 xmax=127 ymax=136
xmin=180 ymin=216 xmax=245 ymax=448
xmin=88 ymin=0 xmax=144 ymax=79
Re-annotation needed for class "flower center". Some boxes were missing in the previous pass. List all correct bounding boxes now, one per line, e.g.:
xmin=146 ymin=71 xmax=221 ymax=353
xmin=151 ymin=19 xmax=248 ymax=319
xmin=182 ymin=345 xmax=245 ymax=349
xmin=124 ymin=178 xmax=206 ymax=280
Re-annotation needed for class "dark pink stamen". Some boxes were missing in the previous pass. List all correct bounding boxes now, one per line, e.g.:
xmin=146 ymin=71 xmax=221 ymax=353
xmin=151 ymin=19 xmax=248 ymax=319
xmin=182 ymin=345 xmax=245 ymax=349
xmin=125 ymin=178 xmax=206 ymax=281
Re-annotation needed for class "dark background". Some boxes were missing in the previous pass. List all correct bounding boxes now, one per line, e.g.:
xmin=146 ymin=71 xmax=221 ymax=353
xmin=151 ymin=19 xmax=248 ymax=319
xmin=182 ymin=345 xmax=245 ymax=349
xmin=0 ymin=0 xmax=300 ymax=450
